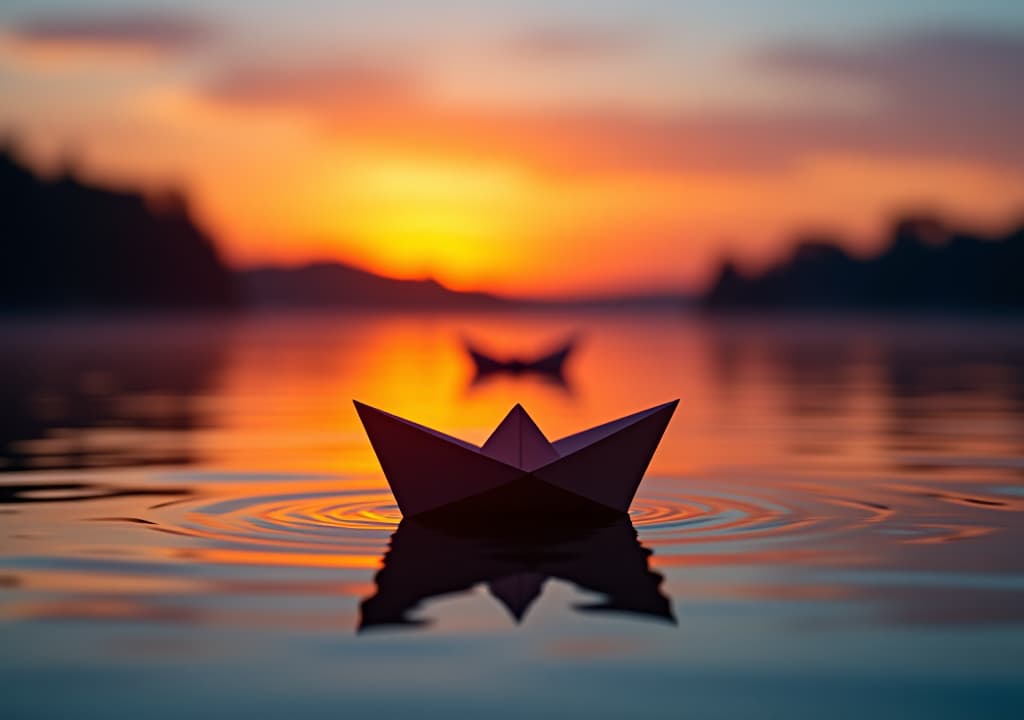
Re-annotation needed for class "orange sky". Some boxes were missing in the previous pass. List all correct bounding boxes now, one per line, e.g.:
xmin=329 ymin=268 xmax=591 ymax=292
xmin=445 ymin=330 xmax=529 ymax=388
xmin=2 ymin=4 xmax=1023 ymax=297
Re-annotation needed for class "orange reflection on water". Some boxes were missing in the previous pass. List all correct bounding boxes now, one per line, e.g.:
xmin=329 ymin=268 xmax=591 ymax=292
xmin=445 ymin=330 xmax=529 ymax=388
xmin=182 ymin=548 xmax=383 ymax=570
xmin=192 ymin=312 xmax=762 ymax=477
xmin=2 ymin=313 xmax=1024 ymax=632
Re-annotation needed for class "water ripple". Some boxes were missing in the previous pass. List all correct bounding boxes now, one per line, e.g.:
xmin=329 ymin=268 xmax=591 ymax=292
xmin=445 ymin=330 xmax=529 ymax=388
xmin=6 ymin=472 xmax=1022 ymax=589
xmin=130 ymin=476 xmax=867 ymax=569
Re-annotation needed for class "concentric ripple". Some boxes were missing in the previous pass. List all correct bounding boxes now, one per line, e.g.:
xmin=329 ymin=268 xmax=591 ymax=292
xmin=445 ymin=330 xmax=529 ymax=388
xmin=7 ymin=471 xmax=1017 ymax=584
xmin=144 ymin=483 xmax=403 ymax=570
xmin=3 ymin=468 xmax=1022 ymax=632
xmin=627 ymin=479 xmax=857 ymax=558
xmin=131 ymin=474 xmax=887 ymax=572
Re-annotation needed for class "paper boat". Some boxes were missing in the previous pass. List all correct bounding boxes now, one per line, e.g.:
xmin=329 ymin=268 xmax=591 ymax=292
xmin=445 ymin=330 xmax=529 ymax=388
xmin=360 ymin=516 xmax=673 ymax=630
xmin=464 ymin=336 xmax=576 ymax=377
xmin=354 ymin=399 xmax=678 ymax=520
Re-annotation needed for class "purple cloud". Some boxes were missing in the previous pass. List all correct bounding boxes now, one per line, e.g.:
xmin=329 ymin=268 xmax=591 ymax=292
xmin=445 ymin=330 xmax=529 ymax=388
xmin=752 ymin=28 xmax=1024 ymax=161
xmin=9 ymin=10 xmax=214 ymax=52
xmin=205 ymin=59 xmax=419 ymax=115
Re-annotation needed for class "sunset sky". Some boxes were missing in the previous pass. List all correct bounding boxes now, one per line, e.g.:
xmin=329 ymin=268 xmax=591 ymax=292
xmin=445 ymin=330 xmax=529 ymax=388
xmin=2 ymin=1 xmax=1023 ymax=297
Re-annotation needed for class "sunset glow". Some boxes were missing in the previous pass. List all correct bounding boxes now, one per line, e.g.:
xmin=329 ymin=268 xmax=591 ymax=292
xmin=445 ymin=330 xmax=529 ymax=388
xmin=2 ymin=2 xmax=1023 ymax=296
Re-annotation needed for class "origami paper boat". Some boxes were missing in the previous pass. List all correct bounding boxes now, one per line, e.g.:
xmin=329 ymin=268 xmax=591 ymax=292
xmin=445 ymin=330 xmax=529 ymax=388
xmin=354 ymin=399 xmax=678 ymax=519
xmin=360 ymin=516 xmax=673 ymax=630
xmin=464 ymin=336 xmax=576 ymax=377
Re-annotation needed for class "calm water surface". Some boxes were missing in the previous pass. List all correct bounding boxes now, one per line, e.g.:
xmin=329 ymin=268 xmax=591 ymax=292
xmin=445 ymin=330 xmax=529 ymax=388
xmin=2 ymin=311 xmax=1023 ymax=718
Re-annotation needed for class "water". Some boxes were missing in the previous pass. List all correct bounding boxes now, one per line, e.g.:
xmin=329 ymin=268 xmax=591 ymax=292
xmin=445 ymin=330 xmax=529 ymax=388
xmin=2 ymin=311 xmax=1023 ymax=718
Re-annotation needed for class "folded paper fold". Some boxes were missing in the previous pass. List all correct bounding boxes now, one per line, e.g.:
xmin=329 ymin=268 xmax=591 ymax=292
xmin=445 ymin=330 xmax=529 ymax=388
xmin=354 ymin=399 xmax=678 ymax=518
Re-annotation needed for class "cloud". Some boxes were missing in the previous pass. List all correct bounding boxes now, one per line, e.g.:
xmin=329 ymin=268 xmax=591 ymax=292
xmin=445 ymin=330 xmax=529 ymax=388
xmin=198 ymin=64 xmax=783 ymax=174
xmin=505 ymin=24 xmax=645 ymax=61
xmin=752 ymin=28 xmax=1024 ymax=162
xmin=7 ymin=10 xmax=214 ymax=54
xmin=204 ymin=59 xmax=419 ymax=117
xmin=197 ymin=28 xmax=1024 ymax=177
xmin=756 ymin=28 xmax=1024 ymax=102
xmin=197 ymin=56 xmax=810 ymax=174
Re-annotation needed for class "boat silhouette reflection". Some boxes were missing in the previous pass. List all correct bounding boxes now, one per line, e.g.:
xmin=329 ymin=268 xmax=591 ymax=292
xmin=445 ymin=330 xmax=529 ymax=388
xmin=360 ymin=514 xmax=673 ymax=631
xmin=463 ymin=335 xmax=577 ymax=391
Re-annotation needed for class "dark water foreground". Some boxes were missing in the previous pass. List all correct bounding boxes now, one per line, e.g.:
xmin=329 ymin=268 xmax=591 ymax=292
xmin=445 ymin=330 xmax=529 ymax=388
xmin=1 ymin=311 xmax=1023 ymax=719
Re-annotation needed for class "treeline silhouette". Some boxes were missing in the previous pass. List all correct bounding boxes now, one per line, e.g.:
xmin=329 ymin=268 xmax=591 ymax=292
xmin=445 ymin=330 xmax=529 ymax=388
xmin=0 ymin=148 xmax=235 ymax=310
xmin=704 ymin=217 xmax=1024 ymax=311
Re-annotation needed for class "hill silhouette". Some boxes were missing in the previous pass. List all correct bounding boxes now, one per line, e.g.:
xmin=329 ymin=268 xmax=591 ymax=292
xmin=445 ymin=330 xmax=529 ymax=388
xmin=0 ymin=147 xmax=235 ymax=310
xmin=704 ymin=217 xmax=1024 ymax=312
xmin=239 ymin=262 xmax=505 ymax=308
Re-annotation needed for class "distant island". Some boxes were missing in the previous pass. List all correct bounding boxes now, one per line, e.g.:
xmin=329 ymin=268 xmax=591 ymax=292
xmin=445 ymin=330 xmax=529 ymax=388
xmin=0 ymin=147 xmax=236 ymax=310
xmin=239 ymin=262 xmax=505 ymax=309
xmin=703 ymin=217 xmax=1024 ymax=312
xmin=239 ymin=264 xmax=690 ymax=310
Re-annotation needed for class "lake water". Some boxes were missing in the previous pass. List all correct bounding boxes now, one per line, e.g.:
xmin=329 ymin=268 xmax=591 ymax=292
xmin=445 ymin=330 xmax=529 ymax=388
xmin=2 ymin=311 xmax=1023 ymax=719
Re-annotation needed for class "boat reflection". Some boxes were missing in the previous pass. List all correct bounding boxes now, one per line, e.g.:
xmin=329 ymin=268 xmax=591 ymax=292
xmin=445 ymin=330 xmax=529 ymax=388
xmin=463 ymin=335 xmax=577 ymax=392
xmin=360 ymin=514 xmax=673 ymax=631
